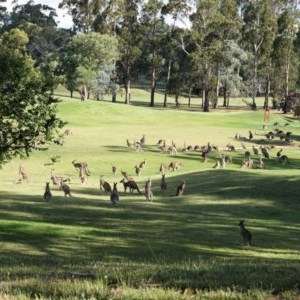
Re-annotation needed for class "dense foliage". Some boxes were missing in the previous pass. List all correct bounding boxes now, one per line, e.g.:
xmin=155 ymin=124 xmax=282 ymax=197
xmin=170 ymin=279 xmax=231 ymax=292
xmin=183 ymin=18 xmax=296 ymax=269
xmin=0 ymin=28 xmax=65 ymax=166
xmin=1 ymin=0 xmax=300 ymax=109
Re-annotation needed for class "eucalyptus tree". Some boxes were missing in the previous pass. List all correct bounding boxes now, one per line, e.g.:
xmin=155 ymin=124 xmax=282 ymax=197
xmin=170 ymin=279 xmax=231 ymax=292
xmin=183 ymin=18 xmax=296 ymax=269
xmin=59 ymin=0 xmax=94 ymax=32
xmin=272 ymin=1 xmax=300 ymax=104
xmin=139 ymin=0 xmax=166 ymax=107
xmin=60 ymin=32 xmax=118 ymax=101
xmin=116 ymin=0 xmax=143 ymax=104
xmin=167 ymin=35 xmax=192 ymax=107
xmin=241 ymin=0 xmax=276 ymax=109
xmin=0 ymin=28 xmax=65 ymax=166
xmin=218 ymin=40 xmax=247 ymax=107
xmin=0 ymin=0 xmax=8 ymax=28
xmin=1 ymin=1 xmax=58 ymax=60
xmin=60 ymin=0 xmax=137 ymax=103
xmin=160 ymin=0 xmax=192 ymax=107
xmin=188 ymin=0 xmax=229 ymax=112
xmin=2 ymin=1 xmax=73 ymax=92
xmin=211 ymin=0 xmax=243 ymax=108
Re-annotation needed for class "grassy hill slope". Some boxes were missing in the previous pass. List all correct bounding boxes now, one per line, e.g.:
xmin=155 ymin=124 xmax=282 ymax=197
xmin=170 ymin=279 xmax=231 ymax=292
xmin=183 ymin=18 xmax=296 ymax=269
xmin=0 ymin=91 xmax=299 ymax=299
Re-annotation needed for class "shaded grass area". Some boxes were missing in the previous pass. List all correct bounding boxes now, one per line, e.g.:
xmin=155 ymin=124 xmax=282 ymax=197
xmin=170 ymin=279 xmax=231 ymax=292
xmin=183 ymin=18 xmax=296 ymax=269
xmin=0 ymin=91 xmax=299 ymax=299
xmin=0 ymin=170 xmax=299 ymax=297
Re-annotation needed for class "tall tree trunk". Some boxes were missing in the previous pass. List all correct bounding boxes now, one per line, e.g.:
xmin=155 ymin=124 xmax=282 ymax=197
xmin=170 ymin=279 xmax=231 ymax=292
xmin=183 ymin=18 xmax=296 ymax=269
xmin=203 ymin=64 xmax=210 ymax=112
xmin=214 ymin=68 xmax=220 ymax=108
xmin=175 ymin=93 xmax=180 ymax=108
xmin=78 ymin=86 xmax=88 ymax=101
xmin=203 ymin=89 xmax=210 ymax=112
xmin=223 ymin=89 xmax=227 ymax=107
xmin=264 ymin=75 xmax=271 ymax=109
xmin=150 ymin=65 xmax=156 ymax=107
xmin=163 ymin=58 xmax=172 ymax=107
xmin=124 ymin=77 xmax=131 ymax=105
xmin=285 ymin=48 xmax=291 ymax=97
xmin=188 ymin=86 xmax=192 ymax=107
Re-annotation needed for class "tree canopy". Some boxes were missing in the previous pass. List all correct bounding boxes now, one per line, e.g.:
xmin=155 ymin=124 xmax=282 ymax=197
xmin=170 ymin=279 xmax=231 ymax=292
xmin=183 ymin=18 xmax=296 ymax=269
xmin=0 ymin=28 xmax=65 ymax=167
xmin=1 ymin=0 xmax=300 ymax=111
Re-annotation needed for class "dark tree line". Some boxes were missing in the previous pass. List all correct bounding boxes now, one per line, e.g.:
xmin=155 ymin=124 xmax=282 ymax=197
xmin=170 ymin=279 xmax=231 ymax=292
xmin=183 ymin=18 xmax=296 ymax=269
xmin=1 ymin=0 xmax=300 ymax=111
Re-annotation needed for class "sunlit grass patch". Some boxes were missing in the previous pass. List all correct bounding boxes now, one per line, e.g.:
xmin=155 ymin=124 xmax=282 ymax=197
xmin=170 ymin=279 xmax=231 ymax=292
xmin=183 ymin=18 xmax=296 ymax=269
xmin=0 ymin=91 xmax=299 ymax=299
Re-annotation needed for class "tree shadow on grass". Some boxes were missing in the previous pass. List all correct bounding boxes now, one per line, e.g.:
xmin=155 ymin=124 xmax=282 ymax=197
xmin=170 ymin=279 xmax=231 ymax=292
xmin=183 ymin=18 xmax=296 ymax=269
xmin=0 ymin=167 xmax=299 ymax=292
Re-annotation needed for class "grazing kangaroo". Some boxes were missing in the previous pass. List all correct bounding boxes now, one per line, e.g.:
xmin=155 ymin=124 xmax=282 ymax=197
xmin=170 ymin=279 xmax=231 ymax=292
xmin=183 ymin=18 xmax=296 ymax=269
xmin=120 ymin=178 xmax=141 ymax=194
xmin=44 ymin=182 xmax=52 ymax=202
xmin=226 ymin=143 xmax=235 ymax=151
xmin=72 ymin=160 xmax=90 ymax=176
xmin=168 ymin=161 xmax=182 ymax=171
xmin=110 ymin=182 xmax=119 ymax=206
xmin=176 ymin=180 xmax=186 ymax=196
xmin=239 ymin=220 xmax=252 ymax=246
xmin=145 ymin=178 xmax=153 ymax=202
xmin=100 ymin=175 xmax=112 ymax=192
xmin=50 ymin=168 xmax=60 ymax=186
xmin=160 ymin=174 xmax=167 ymax=193
xmin=60 ymin=178 xmax=72 ymax=197
xmin=279 ymin=154 xmax=289 ymax=165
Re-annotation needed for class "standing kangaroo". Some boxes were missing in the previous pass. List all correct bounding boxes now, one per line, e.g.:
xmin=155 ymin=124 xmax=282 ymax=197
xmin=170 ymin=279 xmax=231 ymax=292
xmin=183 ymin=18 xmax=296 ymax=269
xmin=160 ymin=174 xmax=167 ymax=193
xmin=44 ymin=182 xmax=52 ymax=202
xmin=239 ymin=220 xmax=252 ymax=246
xmin=110 ymin=182 xmax=119 ymax=206
xmin=19 ymin=164 xmax=29 ymax=182
xmin=176 ymin=180 xmax=186 ymax=196
xmin=145 ymin=178 xmax=153 ymax=202
xmin=100 ymin=175 xmax=112 ymax=192
xmin=60 ymin=178 xmax=72 ymax=197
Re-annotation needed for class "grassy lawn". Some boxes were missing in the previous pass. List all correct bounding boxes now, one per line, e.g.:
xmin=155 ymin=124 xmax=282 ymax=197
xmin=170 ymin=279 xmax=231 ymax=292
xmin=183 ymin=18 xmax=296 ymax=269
xmin=0 ymin=88 xmax=299 ymax=299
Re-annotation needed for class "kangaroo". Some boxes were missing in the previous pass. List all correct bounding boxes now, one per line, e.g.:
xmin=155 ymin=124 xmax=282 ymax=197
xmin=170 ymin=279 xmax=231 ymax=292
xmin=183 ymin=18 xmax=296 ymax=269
xmin=160 ymin=174 xmax=167 ymax=193
xmin=100 ymin=175 xmax=112 ymax=192
xmin=140 ymin=134 xmax=145 ymax=145
xmin=44 ymin=182 xmax=52 ymax=202
xmin=120 ymin=178 xmax=141 ymax=194
xmin=159 ymin=163 xmax=166 ymax=174
xmin=79 ymin=166 xmax=88 ymax=184
xmin=279 ymin=154 xmax=289 ymax=165
xmin=72 ymin=160 xmax=90 ymax=176
xmin=110 ymin=182 xmax=119 ymax=206
xmin=60 ymin=178 xmax=71 ymax=197
xmin=50 ymin=168 xmax=60 ymax=186
xmin=19 ymin=164 xmax=29 ymax=182
xmin=176 ymin=180 xmax=186 ymax=196
xmin=168 ymin=161 xmax=182 ymax=171
xmin=239 ymin=220 xmax=252 ymax=246
xmin=111 ymin=164 xmax=117 ymax=174
xmin=134 ymin=165 xmax=141 ymax=176
xmin=139 ymin=159 xmax=146 ymax=169
xmin=121 ymin=170 xmax=131 ymax=180
xmin=145 ymin=178 xmax=153 ymax=202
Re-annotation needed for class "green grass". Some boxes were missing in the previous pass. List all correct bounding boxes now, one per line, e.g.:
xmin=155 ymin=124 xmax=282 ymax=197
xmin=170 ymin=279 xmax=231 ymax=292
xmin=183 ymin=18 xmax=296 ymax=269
xmin=0 ymin=89 xmax=299 ymax=299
